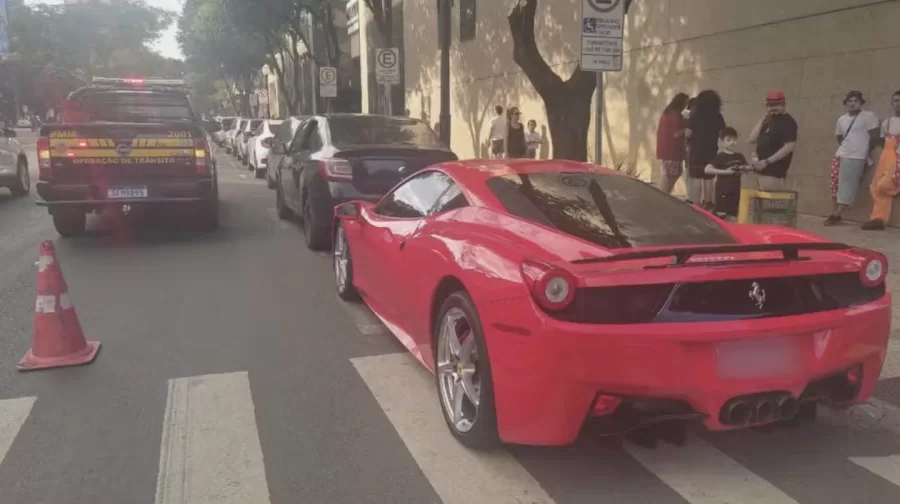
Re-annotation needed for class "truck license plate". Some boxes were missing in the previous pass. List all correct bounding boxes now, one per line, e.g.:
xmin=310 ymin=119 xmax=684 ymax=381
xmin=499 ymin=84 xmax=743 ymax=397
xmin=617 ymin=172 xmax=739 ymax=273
xmin=107 ymin=187 xmax=148 ymax=199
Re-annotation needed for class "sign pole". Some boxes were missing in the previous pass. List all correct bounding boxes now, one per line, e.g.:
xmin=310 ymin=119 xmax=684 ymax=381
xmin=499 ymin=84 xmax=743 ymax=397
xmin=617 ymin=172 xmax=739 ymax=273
xmin=595 ymin=72 xmax=603 ymax=163
xmin=581 ymin=0 xmax=624 ymax=166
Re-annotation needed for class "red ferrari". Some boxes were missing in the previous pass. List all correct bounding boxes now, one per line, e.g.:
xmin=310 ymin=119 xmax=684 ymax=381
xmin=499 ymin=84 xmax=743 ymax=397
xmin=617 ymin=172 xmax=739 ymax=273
xmin=332 ymin=159 xmax=890 ymax=448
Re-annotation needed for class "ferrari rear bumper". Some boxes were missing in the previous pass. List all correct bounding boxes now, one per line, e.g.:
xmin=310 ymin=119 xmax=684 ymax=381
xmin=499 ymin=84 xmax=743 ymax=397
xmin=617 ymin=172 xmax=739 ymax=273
xmin=482 ymin=292 xmax=891 ymax=446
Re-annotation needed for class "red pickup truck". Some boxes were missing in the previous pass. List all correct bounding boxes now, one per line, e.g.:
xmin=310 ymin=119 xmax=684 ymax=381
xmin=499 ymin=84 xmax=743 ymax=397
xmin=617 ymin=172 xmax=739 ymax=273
xmin=36 ymin=77 xmax=221 ymax=237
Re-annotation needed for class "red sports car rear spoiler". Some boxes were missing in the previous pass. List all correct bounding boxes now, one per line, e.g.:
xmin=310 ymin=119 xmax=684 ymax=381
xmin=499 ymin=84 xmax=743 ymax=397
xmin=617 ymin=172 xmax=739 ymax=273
xmin=571 ymin=242 xmax=853 ymax=268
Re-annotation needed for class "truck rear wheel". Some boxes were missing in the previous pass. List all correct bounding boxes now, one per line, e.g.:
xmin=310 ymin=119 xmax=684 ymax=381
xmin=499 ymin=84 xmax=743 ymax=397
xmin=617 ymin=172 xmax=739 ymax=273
xmin=52 ymin=210 xmax=86 ymax=238
xmin=197 ymin=201 xmax=219 ymax=232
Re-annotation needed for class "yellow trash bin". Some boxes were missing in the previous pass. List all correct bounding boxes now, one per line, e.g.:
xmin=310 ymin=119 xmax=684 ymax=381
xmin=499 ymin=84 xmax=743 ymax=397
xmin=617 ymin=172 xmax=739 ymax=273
xmin=737 ymin=189 xmax=798 ymax=227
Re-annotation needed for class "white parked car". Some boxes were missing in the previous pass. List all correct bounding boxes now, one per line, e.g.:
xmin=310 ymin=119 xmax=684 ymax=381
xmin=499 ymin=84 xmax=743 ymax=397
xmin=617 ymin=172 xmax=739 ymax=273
xmin=265 ymin=116 xmax=306 ymax=189
xmin=225 ymin=118 xmax=245 ymax=154
xmin=246 ymin=119 xmax=283 ymax=179
xmin=215 ymin=117 xmax=237 ymax=146
xmin=237 ymin=118 xmax=263 ymax=164
xmin=16 ymin=118 xmax=32 ymax=128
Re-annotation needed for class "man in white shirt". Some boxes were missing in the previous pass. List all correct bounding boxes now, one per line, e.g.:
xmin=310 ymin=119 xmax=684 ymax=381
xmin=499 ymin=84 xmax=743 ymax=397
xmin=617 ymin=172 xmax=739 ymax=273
xmin=488 ymin=105 xmax=506 ymax=158
xmin=825 ymin=91 xmax=879 ymax=225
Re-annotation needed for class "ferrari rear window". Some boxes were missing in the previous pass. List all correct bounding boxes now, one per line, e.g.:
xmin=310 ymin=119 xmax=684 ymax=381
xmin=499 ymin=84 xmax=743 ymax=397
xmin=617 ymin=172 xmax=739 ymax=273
xmin=485 ymin=172 xmax=736 ymax=249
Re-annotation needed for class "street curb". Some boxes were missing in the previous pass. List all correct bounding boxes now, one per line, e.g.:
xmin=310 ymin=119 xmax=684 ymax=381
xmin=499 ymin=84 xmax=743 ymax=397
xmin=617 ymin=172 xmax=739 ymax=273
xmin=820 ymin=398 xmax=900 ymax=436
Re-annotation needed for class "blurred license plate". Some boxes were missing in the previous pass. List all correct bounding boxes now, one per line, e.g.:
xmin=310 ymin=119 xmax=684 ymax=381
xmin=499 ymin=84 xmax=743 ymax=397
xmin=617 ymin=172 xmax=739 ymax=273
xmin=107 ymin=187 xmax=148 ymax=199
xmin=716 ymin=337 xmax=797 ymax=379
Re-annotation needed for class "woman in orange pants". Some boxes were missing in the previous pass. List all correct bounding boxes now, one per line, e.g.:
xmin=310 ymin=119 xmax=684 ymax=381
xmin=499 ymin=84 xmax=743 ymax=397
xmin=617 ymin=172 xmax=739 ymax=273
xmin=861 ymin=90 xmax=900 ymax=231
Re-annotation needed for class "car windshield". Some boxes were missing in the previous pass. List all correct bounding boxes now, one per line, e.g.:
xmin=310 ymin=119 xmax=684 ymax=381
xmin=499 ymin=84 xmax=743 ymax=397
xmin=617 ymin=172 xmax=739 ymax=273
xmin=73 ymin=91 xmax=195 ymax=123
xmin=485 ymin=171 xmax=736 ymax=249
xmin=221 ymin=118 xmax=235 ymax=129
xmin=248 ymin=119 xmax=262 ymax=130
xmin=328 ymin=116 xmax=444 ymax=148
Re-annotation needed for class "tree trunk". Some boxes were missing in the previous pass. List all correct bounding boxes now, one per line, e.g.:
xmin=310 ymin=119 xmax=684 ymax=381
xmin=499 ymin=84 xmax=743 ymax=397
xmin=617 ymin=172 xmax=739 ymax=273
xmin=508 ymin=0 xmax=596 ymax=162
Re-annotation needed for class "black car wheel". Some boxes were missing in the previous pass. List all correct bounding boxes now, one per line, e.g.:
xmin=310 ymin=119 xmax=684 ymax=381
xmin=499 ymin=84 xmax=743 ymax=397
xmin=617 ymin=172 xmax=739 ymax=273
xmin=303 ymin=196 xmax=329 ymax=251
xmin=266 ymin=171 xmax=276 ymax=189
xmin=276 ymin=185 xmax=292 ymax=220
xmin=434 ymin=291 xmax=499 ymax=449
xmin=10 ymin=160 xmax=30 ymax=197
xmin=52 ymin=210 xmax=86 ymax=238
xmin=333 ymin=222 xmax=360 ymax=301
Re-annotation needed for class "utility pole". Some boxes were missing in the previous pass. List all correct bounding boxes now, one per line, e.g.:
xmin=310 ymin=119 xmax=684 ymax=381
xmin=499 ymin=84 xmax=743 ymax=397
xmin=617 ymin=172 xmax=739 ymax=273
xmin=438 ymin=0 xmax=451 ymax=146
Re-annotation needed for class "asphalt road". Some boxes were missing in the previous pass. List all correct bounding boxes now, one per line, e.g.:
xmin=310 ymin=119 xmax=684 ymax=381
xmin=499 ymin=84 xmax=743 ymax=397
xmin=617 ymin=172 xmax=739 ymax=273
xmin=2 ymin=133 xmax=900 ymax=504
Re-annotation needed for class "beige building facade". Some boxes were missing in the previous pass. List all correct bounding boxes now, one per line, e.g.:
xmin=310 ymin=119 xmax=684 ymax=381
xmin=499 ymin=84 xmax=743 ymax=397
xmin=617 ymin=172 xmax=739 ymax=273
xmin=395 ymin=0 xmax=900 ymax=222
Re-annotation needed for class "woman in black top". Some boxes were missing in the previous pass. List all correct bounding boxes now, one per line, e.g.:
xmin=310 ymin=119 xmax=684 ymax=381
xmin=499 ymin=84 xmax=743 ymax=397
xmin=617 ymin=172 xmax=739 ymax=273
xmin=686 ymin=90 xmax=726 ymax=208
xmin=506 ymin=107 xmax=527 ymax=158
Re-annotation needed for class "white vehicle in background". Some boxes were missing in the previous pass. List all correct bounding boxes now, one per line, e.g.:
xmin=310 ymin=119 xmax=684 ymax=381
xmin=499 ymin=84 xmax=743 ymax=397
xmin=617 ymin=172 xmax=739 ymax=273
xmin=215 ymin=117 xmax=237 ymax=146
xmin=246 ymin=119 xmax=283 ymax=179
xmin=237 ymin=118 xmax=262 ymax=165
xmin=265 ymin=116 xmax=306 ymax=189
xmin=225 ymin=118 xmax=246 ymax=155
xmin=16 ymin=118 xmax=32 ymax=129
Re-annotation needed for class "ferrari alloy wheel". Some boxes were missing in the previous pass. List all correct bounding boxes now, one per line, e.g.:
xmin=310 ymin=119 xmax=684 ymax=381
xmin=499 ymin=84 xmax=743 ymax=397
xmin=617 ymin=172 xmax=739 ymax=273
xmin=333 ymin=223 xmax=359 ymax=301
xmin=435 ymin=292 xmax=498 ymax=448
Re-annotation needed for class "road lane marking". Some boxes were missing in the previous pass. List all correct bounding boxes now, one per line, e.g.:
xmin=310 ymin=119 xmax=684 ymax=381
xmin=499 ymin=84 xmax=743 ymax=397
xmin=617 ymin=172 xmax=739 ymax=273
xmin=0 ymin=397 xmax=36 ymax=467
xmin=850 ymin=455 xmax=900 ymax=487
xmin=351 ymin=353 xmax=556 ymax=504
xmin=154 ymin=372 xmax=271 ymax=504
xmin=624 ymin=438 xmax=799 ymax=504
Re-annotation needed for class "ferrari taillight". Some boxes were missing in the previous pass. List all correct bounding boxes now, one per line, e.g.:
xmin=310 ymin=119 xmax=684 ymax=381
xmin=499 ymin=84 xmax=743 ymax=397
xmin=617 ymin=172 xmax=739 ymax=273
xmin=859 ymin=251 xmax=887 ymax=287
xmin=37 ymin=137 xmax=52 ymax=181
xmin=520 ymin=260 xmax=576 ymax=312
xmin=194 ymin=138 xmax=210 ymax=176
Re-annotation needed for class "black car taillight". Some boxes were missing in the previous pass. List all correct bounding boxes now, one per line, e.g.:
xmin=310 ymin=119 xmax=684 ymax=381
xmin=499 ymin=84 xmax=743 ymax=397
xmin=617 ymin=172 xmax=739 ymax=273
xmin=37 ymin=137 xmax=52 ymax=180
xmin=318 ymin=159 xmax=353 ymax=182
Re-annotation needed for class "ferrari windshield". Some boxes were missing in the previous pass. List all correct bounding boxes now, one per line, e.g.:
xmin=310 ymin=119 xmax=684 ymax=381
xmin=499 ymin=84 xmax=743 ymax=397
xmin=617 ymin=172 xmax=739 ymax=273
xmin=485 ymin=172 xmax=737 ymax=249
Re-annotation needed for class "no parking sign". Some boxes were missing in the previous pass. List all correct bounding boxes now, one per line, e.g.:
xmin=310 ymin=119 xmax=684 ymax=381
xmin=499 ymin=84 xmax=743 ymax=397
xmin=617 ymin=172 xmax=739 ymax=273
xmin=319 ymin=67 xmax=337 ymax=98
xmin=375 ymin=48 xmax=400 ymax=85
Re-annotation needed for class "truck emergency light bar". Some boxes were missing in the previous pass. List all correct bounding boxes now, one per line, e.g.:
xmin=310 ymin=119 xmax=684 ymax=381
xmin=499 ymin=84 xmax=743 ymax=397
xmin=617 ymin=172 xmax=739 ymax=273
xmin=91 ymin=77 xmax=187 ymax=87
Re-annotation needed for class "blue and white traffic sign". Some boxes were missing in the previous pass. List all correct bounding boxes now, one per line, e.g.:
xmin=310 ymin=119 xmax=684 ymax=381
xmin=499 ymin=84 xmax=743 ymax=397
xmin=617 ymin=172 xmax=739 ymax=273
xmin=580 ymin=0 xmax=624 ymax=72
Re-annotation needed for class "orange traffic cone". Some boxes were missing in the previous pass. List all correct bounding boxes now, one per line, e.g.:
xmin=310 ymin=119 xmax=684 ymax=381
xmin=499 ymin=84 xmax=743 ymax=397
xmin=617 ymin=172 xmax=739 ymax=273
xmin=17 ymin=241 xmax=101 ymax=371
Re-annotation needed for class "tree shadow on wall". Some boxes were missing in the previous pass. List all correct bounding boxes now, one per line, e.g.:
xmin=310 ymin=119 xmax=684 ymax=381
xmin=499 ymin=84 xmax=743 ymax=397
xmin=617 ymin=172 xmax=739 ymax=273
xmin=601 ymin=2 xmax=702 ymax=181
xmin=403 ymin=1 xmax=702 ymax=167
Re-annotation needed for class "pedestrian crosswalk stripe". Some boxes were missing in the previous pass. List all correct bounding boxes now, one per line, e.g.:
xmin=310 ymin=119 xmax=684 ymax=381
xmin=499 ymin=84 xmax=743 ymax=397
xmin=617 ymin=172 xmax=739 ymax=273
xmin=154 ymin=372 xmax=271 ymax=504
xmin=351 ymin=353 xmax=557 ymax=504
xmin=0 ymin=397 xmax=36 ymax=467
xmin=850 ymin=455 xmax=900 ymax=487
xmin=624 ymin=438 xmax=799 ymax=504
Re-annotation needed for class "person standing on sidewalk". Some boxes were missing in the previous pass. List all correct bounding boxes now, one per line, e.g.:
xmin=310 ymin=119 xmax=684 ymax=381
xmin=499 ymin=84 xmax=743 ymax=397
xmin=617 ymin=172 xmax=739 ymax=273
xmin=825 ymin=91 xmax=880 ymax=225
xmin=686 ymin=90 xmax=725 ymax=208
xmin=506 ymin=107 xmax=528 ymax=158
xmin=656 ymin=92 xmax=689 ymax=194
xmin=861 ymin=90 xmax=900 ymax=231
xmin=747 ymin=91 xmax=798 ymax=191
xmin=488 ymin=105 xmax=506 ymax=158
xmin=525 ymin=119 xmax=541 ymax=159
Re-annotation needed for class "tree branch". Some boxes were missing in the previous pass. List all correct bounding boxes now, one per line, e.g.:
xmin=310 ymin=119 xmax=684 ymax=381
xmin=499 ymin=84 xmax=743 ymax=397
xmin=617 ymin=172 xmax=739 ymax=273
xmin=507 ymin=0 xmax=562 ymax=98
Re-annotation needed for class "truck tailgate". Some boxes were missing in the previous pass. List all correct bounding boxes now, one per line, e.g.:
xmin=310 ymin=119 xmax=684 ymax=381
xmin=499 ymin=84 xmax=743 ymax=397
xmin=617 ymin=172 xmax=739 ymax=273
xmin=41 ymin=124 xmax=202 ymax=182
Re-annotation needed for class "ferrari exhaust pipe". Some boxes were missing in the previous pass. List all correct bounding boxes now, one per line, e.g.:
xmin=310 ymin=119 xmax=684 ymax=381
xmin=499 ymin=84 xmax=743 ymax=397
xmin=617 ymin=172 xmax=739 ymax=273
xmin=777 ymin=397 xmax=799 ymax=420
xmin=725 ymin=400 xmax=752 ymax=425
xmin=756 ymin=400 xmax=777 ymax=422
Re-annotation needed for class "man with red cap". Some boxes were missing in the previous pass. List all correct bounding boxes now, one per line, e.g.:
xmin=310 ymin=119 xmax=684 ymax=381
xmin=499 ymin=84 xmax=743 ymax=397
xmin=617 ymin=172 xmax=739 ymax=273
xmin=747 ymin=91 xmax=799 ymax=190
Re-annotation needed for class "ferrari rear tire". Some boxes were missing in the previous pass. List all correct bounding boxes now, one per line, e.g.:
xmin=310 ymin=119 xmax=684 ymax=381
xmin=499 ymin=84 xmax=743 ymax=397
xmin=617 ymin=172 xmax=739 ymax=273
xmin=434 ymin=291 xmax=499 ymax=449
xmin=333 ymin=223 xmax=360 ymax=301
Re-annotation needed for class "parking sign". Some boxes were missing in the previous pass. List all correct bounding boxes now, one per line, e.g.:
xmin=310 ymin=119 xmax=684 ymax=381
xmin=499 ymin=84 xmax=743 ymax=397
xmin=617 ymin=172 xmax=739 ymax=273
xmin=375 ymin=48 xmax=401 ymax=85
xmin=580 ymin=0 xmax=624 ymax=72
xmin=319 ymin=67 xmax=337 ymax=98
